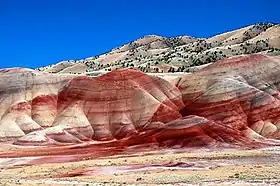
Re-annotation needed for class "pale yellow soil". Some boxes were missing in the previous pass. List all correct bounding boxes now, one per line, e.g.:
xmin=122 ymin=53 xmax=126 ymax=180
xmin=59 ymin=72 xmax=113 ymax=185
xmin=1 ymin=147 xmax=280 ymax=185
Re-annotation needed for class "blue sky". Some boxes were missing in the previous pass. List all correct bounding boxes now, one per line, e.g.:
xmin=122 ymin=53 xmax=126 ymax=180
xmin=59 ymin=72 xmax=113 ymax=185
xmin=1 ymin=0 xmax=279 ymax=68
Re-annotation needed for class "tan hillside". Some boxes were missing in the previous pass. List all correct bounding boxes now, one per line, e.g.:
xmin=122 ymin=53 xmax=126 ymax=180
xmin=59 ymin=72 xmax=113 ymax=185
xmin=37 ymin=22 xmax=280 ymax=75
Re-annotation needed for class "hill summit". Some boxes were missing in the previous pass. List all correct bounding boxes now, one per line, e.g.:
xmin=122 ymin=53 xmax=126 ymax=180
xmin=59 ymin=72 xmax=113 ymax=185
xmin=37 ymin=22 xmax=280 ymax=75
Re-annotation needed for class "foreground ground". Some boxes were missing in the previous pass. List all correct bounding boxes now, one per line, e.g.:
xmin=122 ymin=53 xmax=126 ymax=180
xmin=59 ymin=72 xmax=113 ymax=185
xmin=1 ymin=145 xmax=280 ymax=186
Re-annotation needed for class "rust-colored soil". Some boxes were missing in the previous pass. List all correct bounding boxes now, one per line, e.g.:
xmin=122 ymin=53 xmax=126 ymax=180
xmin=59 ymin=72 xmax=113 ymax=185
xmin=1 ymin=147 xmax=280 ymax=185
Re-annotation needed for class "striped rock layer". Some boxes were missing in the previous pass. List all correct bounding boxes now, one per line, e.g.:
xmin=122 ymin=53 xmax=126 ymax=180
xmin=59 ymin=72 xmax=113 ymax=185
xmin=1 ymin=54 xmax=280 ymax=149
xmin=0 ymin=68 xmax=184 ymax=145
xmin=177 ymin=54 xmax=280 ymax=141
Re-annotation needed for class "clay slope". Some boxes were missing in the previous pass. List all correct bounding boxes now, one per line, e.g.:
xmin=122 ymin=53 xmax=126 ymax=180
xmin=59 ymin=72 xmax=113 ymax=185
xmin=1 ymin=54 xmax=280 ymax=151
xmin=0 ymin=68 xmax=73 ymax=140
xmin=37 ymin=23 xmax=280 ymax=74
xmin=0 ymin=68 xmax=184 ymax=145
xmin=177 ymin=54 xmax=280 ymax=141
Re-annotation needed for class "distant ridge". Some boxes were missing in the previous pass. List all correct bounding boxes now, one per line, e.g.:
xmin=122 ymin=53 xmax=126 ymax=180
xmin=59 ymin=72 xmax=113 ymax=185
xmin=37 ymin=22 xmax=280 ymax=74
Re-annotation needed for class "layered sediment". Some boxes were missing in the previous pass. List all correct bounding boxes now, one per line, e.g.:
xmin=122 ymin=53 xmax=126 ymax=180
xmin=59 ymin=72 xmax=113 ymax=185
xmin=1 ymin=54 xmax=280 ymax=151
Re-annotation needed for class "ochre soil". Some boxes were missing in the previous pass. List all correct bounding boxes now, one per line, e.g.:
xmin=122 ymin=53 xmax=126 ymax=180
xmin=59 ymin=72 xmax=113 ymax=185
xmin=1 ymin=145 xmax=280 ymax=185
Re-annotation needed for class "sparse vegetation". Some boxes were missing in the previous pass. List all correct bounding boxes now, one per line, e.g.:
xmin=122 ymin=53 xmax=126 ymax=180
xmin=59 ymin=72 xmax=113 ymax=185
xmin=36 ymin=22 xmax=280 ymax=74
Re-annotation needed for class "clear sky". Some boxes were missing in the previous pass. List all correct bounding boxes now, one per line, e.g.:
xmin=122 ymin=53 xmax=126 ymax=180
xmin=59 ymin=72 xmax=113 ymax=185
xmin=1 ymin=0 xmax=279 ymax=68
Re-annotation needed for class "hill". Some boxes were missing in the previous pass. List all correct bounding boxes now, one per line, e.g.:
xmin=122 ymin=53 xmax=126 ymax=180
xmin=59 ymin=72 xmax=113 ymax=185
xmin=37 ymin=22 xmax=280 ymax=74
xmin=1 ymin=54 xmax=280 ymax=148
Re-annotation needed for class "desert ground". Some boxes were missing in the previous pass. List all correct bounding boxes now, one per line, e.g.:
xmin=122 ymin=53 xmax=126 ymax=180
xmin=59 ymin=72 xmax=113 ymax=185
xmin=1 ymin=144 xmax=280 ymax=186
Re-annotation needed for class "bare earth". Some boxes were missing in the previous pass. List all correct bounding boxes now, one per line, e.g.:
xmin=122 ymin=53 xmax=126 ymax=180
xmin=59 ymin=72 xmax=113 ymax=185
xmin=1 ymin=146 xmax=280 ymax=185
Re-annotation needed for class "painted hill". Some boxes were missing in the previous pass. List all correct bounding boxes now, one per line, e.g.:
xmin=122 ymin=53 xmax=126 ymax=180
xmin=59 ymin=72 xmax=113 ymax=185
xmin=1 ymin=54 xmax=280 ymax=150
xmin=37 ymin=23 xmax=280 ymax=74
